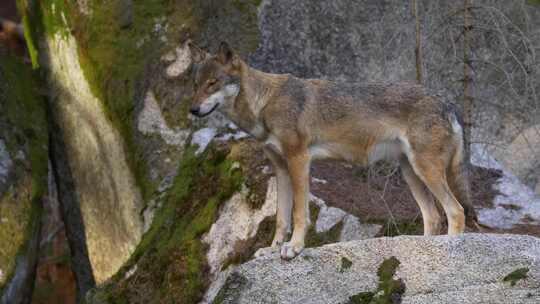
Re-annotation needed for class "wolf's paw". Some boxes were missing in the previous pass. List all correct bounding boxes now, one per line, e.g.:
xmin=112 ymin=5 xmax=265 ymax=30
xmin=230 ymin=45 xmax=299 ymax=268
xmin=271 ymin=238 xmax=284 ymax=249
xmin=280 ymin=242 xmax=304 ymax=260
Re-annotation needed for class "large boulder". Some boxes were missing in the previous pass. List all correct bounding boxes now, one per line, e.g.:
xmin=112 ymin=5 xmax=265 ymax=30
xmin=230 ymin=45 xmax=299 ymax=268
xmin=213 ymin=234 xmax=540 ymax=304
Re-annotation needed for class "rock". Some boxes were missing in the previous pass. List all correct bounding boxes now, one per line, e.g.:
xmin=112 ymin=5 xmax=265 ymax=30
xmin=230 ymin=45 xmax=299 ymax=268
xmin=165 ymin=44 xmax=192 ymax=78
xmin=0 ymin=139 xmax=12 ymax=192
xmin=203 ymin=180 xmax=277 ymax=277
xmin=213 ymin=234 xmax=540 ymax=304
xmin=0 ymin=55 xmax=48 ymax=304
xmin=502 ymin=124 xmax=540 ymax=192
xmin=45 ymin=33 xmax=144 ymax=288
xmin=201 ymin=177 xmax=381 ymax=304
xmin=191 ymin=128 xmax=217 ymax=155
xmin=137 ymin=90 xmax=190 ymax=147
xmin=116 ymin=0 xmax=133 ymax=28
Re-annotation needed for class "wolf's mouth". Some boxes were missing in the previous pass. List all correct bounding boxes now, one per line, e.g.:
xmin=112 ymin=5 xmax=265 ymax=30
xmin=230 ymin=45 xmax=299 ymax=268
xmin=198 ymin=102 xmax=219 ymax=117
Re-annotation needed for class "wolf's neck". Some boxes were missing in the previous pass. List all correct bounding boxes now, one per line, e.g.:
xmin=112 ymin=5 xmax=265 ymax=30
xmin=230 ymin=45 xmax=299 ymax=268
xmin=223 ymin=63 xmax=286 ymax=139
xmin=240 ymin=64 xmax=286 ymax=116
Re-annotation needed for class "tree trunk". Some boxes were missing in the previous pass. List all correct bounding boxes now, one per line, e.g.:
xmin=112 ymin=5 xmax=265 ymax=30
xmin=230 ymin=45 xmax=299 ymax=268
xmin=413 ymin=0 xmax=423 ymax=84
xmin=463 ymin=0 xmax=473 ymax=162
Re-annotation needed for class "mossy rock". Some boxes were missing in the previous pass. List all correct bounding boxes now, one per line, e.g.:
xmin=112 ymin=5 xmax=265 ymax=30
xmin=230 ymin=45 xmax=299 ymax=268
xmin=0 ymin=54 xmax=48 ymax=301
xmin=85 ymin=144 xmax=243 ymax=304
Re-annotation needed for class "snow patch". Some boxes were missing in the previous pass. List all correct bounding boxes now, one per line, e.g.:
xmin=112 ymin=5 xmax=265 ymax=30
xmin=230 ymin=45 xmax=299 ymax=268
xmin=312 ymin=177 xmax=328 ymax=184
xmin=191 ymin=128 xmax=217 ymax=155
xmin=472 ymin=144 xmax=540 ymax=228
xmin=137 ymin=91 xmax=189 ymax=146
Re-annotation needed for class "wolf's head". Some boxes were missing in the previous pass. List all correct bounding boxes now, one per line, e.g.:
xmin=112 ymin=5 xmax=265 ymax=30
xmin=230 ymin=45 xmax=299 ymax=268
xmin=189 ymin=41 xmax=241 ymax=117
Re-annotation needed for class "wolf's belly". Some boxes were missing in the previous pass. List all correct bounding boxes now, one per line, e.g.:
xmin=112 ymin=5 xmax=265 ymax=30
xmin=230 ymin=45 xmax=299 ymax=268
xmin=308 ymin=140 xmax=402 ymax=165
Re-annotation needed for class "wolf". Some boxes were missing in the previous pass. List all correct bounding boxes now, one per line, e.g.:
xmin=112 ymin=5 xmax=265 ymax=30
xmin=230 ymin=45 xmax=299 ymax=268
xmin=189 ymin=41 xmax=477 ymax=260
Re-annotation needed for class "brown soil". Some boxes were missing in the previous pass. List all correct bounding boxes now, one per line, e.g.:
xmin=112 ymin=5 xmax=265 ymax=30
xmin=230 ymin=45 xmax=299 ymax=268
xmin=310 ymin=160 xmax=508 ymax=232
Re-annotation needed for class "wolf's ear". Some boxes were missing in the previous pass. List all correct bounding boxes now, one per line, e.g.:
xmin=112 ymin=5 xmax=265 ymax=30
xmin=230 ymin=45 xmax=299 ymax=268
xmin=187 ymin=39 xmax=207 ymax=63
xmin=217 ymin=41 xmax=234 ymax=65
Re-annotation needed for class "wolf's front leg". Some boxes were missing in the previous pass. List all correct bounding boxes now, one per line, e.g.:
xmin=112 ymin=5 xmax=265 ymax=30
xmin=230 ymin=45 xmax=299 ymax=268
xmin=281 ymin=152 xmax=310 ymax=260
xmin=272 ymin=167 xmax=293 ymax=247
xmin=263 ymin=147 xmax=292 ymax=248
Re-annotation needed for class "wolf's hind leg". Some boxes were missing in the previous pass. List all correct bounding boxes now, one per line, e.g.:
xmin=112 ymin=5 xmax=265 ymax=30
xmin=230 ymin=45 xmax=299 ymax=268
xmin=263 ymin=147 xmax=293 ymax=248
xmin=400 ymin=157 xmax=441 ymax=235
xmin=409 ymin=158 xmax=465 ymax=235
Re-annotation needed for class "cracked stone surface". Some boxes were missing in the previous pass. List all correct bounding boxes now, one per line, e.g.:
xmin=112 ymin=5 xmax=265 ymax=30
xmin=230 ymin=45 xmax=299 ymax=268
xmin=213 ymin=234 xmax=540 ymax=304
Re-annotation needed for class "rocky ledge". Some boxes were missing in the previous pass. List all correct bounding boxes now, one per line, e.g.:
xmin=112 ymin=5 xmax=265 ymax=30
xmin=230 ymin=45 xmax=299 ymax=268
xmin=212 ymin=234 xmax=540 ymax=304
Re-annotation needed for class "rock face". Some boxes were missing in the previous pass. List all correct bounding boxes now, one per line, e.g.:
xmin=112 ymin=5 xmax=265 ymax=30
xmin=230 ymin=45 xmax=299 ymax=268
xmin=214 ymin=234 xmax=540 ymax=304
xmin=0 ymin=55 xmax=48 ymax=303
xmin=45 ymin=33 xmax=144 ymax=287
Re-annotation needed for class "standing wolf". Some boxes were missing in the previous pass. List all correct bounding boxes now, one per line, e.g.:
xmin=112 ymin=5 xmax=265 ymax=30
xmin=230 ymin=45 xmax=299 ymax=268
xmin=189 ymin=41 xmax=477 ymax=260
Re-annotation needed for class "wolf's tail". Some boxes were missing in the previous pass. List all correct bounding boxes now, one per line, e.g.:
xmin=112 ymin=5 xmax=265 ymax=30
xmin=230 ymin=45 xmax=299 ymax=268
xmin=447 ymin=111 xmax=479 ymax=228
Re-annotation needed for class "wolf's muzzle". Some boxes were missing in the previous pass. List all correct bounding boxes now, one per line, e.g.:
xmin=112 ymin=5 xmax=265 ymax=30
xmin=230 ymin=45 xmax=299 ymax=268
xmin=190 ymin=103 xmax=219 ymax=118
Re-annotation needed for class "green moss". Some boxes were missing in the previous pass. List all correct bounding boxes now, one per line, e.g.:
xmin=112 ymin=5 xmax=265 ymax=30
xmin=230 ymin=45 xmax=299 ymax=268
xmin=348 ymin=292 xmax=376 ymax=304
xmin=366 ymin=217 xmax=423 ymax=237
xmin=0 ymin=55 xmax=47 ymax=292
xmin=211 ymin=272 xmax=249 ymax=304
xmin=340 ymin=257 xmax=353 ymax=273
xmin=503 ymin=268 xmax=529 ymax=286
xmin=16 ymin=0 xmax=39 ymax=68
xmin=347 ymin=256 xmax=405 ymax=304
xmin=86 ymin=144 xmax=243 ymax=303
xmin=0 ymin=179 xmax=33 ymax=289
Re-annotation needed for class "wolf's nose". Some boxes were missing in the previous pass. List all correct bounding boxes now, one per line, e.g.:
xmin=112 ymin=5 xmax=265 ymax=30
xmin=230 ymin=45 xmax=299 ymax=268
xmin=190 ymin=107 xmax=200 ymax=116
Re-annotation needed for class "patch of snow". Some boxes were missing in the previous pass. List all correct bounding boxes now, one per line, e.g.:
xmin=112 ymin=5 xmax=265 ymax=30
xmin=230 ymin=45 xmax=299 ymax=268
xmin=312 ymin=177 xmax=327 ymax=184
xmin=191 ymin=128 xmax=217 ymax=155
xmin=137 ymin=91 xmax=189 ymax=146
xmin=0 ymin=139 xmax=13 ymax=187
xmin=472 ymin=144 xmax=540 ymax=228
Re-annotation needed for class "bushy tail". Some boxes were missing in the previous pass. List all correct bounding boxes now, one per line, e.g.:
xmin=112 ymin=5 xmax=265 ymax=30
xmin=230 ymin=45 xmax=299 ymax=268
xmin=447 ymin=139 xmax=478 ymax=228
